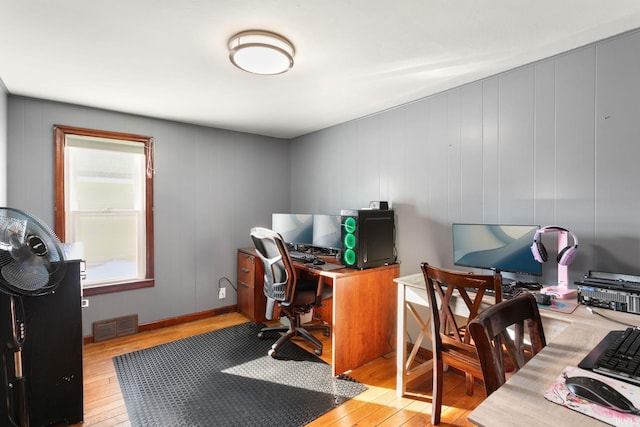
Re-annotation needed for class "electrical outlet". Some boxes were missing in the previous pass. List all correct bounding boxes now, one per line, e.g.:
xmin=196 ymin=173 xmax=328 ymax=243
xmin=218 ymin=287 xmax=226 ymax=299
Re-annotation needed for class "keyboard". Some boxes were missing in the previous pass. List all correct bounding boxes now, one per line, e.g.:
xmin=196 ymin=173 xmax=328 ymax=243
xmin=511 ymin=281 xmax=542 ymax=290
xmin=447 ymin=282 xmax=524 ymax=300
xmin=487 ymin=281 xmax=541 ymax=299
xmin=592 ymin=327 xmax=640 ymax=385
xmin=484 ymin=287 xmax=523 ymax=300
xmin=289 ymin=251 xmax=319 ymax=263
xmin=483 ymin=282 xmax=534 ymax=299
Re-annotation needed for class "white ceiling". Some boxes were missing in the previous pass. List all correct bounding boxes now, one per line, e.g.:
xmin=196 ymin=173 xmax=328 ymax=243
xmin=2 ymin=1 xmax=640 ymax=139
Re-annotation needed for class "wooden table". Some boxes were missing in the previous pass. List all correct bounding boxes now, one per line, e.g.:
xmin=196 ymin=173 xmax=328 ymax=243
xmin=394 ymin=272 xmax=640 ymax=426
xmin=294 ymin=260 xmax=400 ymax=376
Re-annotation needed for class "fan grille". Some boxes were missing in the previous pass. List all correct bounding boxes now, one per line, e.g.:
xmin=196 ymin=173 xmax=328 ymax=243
xmin=0 ymin=208 xmax=67 ymax=296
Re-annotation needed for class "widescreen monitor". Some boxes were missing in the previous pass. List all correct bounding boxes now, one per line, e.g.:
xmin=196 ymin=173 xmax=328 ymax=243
xmin=452 ymin=223 xmax=541 ymax=276
xmin=312 ymin=214 xmax=342 ymax=250
xmin=271 ymin=213 xmax=313 ymax=245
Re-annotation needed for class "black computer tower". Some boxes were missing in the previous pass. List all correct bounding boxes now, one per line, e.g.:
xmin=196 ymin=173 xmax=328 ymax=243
xmin=0 ymin=261 xmax=83 ymax=427
xmin=340 ymin=209 xmax=395 ymax=269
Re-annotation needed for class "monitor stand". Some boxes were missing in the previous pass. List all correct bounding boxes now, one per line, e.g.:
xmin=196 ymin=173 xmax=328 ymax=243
xmin=540 ymin=230 xmax=577 ymax=299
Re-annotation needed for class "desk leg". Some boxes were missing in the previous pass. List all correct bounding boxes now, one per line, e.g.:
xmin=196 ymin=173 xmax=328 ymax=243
xmin=331 ymin=266 xmax=399 ymax=376
xmin=397 ymin=285 xmax=433 ymax=396
xmin=397 ymin=283 xmax=407 ymax=396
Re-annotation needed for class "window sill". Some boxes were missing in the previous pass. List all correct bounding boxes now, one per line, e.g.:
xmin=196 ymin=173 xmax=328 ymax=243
xmin=82 ymin=278 xmax=155 ymax=296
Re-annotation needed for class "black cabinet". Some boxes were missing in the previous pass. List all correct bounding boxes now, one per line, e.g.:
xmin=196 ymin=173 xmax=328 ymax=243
xmin=0 ymin=260 xmax=83 ymax=426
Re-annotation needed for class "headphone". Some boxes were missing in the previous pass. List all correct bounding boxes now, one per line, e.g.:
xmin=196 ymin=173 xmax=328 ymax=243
xmin=530 ymin=225 xmax=579 ymax=266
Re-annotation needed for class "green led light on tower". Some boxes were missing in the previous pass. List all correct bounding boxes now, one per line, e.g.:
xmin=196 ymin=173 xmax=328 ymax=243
xmin=343 ymin=216 xmax=357 ymax=266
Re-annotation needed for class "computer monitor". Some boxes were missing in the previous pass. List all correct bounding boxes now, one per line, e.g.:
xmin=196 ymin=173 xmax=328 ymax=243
xmin=312 ymin=214 xmax=342 ymax=250
xmin=452 ymin=223 xmax=542 ymax=276
xmin=271 ymin=213 xmax=313 ymax=245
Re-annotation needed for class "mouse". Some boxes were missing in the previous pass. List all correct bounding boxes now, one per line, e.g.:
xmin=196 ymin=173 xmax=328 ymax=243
xmin=565 ymin=376 xmax=640 ymax=414
xmin=312 ymin=258 xmax=325 ymax=265
xmin=534 ymin=292 xmax=551 ymax=305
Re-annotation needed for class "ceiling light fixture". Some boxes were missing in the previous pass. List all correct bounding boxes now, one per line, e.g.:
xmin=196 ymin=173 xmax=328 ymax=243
xmin=228 ymin=30 xmax=295 ymax=75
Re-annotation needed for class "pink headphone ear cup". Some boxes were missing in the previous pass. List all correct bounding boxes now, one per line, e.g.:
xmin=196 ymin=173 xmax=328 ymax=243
xmin=531 ymin=241 xmax=547 ymax=263
xmin=558 ymin=246 xmax=577 ymax=265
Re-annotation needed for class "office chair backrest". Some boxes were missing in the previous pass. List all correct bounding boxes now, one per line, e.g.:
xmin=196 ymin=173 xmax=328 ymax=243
xmin=250 ymin=227 xmax=297 ymax=304
xmin=468 ymin=292 xmax=547 ymax=396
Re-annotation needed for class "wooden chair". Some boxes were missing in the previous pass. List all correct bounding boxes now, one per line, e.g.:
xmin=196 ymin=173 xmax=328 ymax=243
xmin=468 ymin=292 xmax=547 ymax=396
xmin=420 ymin=262 xmax=502 ymax=425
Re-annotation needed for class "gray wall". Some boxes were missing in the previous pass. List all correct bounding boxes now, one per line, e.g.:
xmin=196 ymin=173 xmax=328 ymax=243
xmin=291 ymin=29 xmax=640 ymax=287
xmin=6 ymin=28 xmax=640 ymax=337
xmin=7 ymin=97 xmax=290 ymax=336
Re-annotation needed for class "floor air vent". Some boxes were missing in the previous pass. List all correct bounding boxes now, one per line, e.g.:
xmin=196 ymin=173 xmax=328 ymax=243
xmin=93 ymin=314 xmax=139 ymax=342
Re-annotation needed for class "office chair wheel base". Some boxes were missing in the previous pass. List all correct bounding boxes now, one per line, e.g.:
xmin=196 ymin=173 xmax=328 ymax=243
xmin=268 ymin=348 xmax=277 ymax=358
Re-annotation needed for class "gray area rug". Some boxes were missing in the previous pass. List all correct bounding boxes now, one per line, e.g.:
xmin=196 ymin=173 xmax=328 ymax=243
xmin=113 ymin=322 xmax=367 ymax=426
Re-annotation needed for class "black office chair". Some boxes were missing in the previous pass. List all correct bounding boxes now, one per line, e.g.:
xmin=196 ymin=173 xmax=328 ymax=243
xmin=250 ymin=227 xmax=331 ymax=357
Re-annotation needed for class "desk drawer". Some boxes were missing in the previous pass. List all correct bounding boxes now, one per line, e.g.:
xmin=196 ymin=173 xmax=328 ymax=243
xmin=237 ymin=248 xmax=267 ymax=323
xmin=237 ymin=251 xmax=256 ymax=288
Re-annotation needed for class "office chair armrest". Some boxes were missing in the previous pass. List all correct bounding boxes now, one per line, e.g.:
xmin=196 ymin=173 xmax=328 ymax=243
xmin=316 ymin=276 xmax=324 ymax=296
xmin=314 ymin=276 xmax=333 ymax=307
xmin=265 ymin=296 xmax=276 ymax=320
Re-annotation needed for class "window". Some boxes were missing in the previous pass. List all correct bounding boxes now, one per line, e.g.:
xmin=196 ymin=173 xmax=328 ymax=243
xmin=55 ymin=125 xmax=154 ymax=296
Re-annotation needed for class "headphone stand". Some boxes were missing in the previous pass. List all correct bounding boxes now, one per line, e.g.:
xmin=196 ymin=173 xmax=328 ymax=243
xmin=541 ymin=230 xmax=577 ymax=299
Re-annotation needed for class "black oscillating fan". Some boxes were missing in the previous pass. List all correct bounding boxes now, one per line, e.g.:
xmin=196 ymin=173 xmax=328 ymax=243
xmin=0 ymin=208 xmax=67 ymax=427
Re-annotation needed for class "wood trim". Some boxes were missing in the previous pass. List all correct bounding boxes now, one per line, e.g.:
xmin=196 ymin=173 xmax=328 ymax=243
xmin=82 ymin=279 xmax=155 ymax=296
xmin=54 ymin=126 xmax=66 ymax=238
xmin=54 ymin=124 xmax=152 ymax=144
xmin=54 ymin=124 xmax=155 ymax=295
xmin=82 ymin=305 xmax=239 ymax=344
xmin=145 ymin=137 xmax=154 ymax=282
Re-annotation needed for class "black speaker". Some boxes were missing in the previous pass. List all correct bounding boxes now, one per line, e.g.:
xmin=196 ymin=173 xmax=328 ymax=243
xmin=340 ymin=209 xmax=395 ymax=269
xmin=0 ymin=261 xmax=83 ymax=427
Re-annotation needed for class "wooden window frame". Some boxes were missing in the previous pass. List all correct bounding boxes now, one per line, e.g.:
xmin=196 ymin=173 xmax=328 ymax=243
xmin=54 ymin=125 xmax=154 ymax=296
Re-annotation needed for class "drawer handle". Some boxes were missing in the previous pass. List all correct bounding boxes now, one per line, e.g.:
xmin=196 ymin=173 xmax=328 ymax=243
xmin=240 ymin=282 xmax=249 ymax=288
xmin=242 ymin=268 xmax=250 ymax=274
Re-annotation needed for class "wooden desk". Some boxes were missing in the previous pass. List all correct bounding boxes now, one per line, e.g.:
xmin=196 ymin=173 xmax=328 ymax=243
xmin=394 ymin=273 xmax=640 ymax=426
xmin=297 ymin=260 xmax=399 ymax=376
xmin=468 ymin=308 xmax=640 ymax=426
xmin=241 ymin=248 xmax=399 ymax=376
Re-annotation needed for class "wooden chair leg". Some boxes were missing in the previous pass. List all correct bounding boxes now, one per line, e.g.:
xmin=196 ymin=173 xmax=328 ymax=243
xmin=431 ymin=358 xmax=444 ymax=425
xmin=465 ymin=372 xmax=475 ymax=395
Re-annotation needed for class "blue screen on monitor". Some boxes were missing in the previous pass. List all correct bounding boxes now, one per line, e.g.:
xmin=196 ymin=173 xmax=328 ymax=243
xmin=452 ymin=223 xmax=541 ymax=276
xmin=312 ymin=214 xmax=342 ymax=250
xmin=271 ymin=213 xmax=313 ymax=245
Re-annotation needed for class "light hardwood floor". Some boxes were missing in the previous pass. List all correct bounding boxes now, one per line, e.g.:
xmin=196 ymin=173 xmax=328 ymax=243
xmin=76 ymin=312 xmax=486 ymax=426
